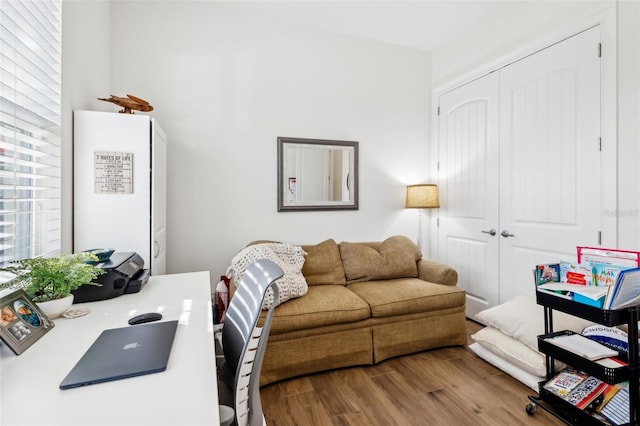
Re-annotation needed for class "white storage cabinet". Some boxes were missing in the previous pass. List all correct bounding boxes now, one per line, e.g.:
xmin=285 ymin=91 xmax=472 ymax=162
xmin=73 ymin=110 xmax=167 ymax=274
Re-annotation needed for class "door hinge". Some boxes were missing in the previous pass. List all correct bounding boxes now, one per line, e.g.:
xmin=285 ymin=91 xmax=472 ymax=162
xmin=599 ymin=137 xmax=602 ymax=152
xmin=437 ymin=106 xmax=440 ymax=116
xmin=598 ymin=43 xmax=602 ymax=58
xmin=437 ymin=217 xmax=440 ymax=227
xmin=598 ymin=231 xmax=602 ymax=245
xmin=437 ymin=161 xmax=440 ymax=171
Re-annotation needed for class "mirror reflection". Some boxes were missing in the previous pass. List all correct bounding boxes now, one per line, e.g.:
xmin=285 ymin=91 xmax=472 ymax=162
xmin=277 ymin=137 xmax=359 ymax=211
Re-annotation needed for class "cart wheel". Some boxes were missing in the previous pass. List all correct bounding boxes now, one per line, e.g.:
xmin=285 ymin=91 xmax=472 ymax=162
xmin=526 ymin=403 xmax=536 ymax=416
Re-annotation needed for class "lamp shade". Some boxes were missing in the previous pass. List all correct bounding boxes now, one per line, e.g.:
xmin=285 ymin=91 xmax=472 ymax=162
xmin=405 ymin=184 xmax=440 ymax=208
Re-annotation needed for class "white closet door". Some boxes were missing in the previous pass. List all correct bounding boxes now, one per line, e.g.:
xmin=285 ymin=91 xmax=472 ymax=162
xmin=151 ymin=119 xmax=167 ymax=275
xmin=437 ymin=26 xmax=602 ymax=317
xmin=437 ymin=72 xmax=500 ymax=318
xmin=498 ymin=26 xmax=601 ymax=302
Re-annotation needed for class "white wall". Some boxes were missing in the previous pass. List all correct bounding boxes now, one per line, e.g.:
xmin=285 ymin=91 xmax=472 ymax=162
xmin=432 ymin=1 xmax=614 ymax=88
xmin=61 ymin=0 xmax=113 ymax=254
xmin=98 ymin=2 xmax=432 ymax=277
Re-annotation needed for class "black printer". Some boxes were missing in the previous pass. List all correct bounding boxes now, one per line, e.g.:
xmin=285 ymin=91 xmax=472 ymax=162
xmin=72 ymin=252 xmax=150 ymax=303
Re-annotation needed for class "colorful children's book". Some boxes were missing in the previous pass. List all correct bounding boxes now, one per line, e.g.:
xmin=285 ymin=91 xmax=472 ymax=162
xmin=560 ymin=261 xmax=592 ymax=285
xmin=565 ymin=376 xmax=608 ymax=410
xmin=591 ymin=263 xmax=630 ymax=287
xmin=536 ymin=263 xmax=560 ymax=285
xmin=544 ymin=369 xmax=608 ymax=410
xmin=543 ymin=369 xmax=588 ymax=398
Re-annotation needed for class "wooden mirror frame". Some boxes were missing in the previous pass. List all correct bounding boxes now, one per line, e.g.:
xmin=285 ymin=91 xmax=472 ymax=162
xmin=277 ymin=137 xmax=359 ymax=212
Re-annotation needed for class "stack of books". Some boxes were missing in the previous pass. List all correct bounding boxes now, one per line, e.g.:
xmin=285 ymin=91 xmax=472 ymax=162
xmin=543 ymin=368 xmax=607 ymax=410
xmin=544 ymin=369 xmax=631 ymax=424
xmin=535 ymin=246 xmax=640 ymax=309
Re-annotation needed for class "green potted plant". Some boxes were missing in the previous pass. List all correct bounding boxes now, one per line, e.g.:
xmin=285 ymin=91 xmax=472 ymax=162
xmin=0 ymin=253 xmax=105 ymax=318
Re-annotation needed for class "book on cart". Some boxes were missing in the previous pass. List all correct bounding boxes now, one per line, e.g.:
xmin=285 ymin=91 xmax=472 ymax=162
xmin=544 ymin=332 xmax=618 ymax=361
xmin=543 ymin=369 xmax=589 ymax=398
xmin=604 ymin=267 xmax=640 ymax=309
xmin=543 ymin=369 xmax=608 ymax=410
xmin=577 ymin=246 xmax=640 ymax=268
xmin=599 ymin=385 xmax=630 ymax=425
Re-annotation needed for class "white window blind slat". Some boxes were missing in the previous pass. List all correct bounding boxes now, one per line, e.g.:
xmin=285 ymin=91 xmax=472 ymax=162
xmin=0 ymin=0 xmax=61 ymax=269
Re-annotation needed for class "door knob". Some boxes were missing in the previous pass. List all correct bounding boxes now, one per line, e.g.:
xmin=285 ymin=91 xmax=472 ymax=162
xmin=501 ymin=230 xmax=515 ymax=238
xmin=481 ymin=229 xmax=497 ymax=236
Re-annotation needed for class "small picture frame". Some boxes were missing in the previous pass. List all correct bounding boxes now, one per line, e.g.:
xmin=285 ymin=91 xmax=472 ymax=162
xmin=0 ymin=290 xmax=54 ymax=355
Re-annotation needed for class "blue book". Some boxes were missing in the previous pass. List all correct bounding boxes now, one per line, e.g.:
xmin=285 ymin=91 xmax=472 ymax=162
xmin=574 ymin=292 xmax=605 ymax=308
xmin=605 ymin=267 xmax=640 ymax=310
xmin=601 ymin=387 xmax=629 ymax=425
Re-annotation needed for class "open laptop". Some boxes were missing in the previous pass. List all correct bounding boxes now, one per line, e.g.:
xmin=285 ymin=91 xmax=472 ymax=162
xmin=59 ymin=320 xmax=178 ymax=390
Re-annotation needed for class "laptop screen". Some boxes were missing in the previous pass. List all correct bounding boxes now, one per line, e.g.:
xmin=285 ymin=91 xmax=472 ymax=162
xmin=59 ymin=320 xmax=178 ymax=390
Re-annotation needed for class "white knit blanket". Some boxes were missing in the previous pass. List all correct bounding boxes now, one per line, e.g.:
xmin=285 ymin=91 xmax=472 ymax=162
xmin=227 ymin=243 xmax=308 ymax=310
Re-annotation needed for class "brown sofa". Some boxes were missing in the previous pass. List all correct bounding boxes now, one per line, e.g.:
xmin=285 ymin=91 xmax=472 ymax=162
xmin=238 ymin=235 xmax=467 ymax=386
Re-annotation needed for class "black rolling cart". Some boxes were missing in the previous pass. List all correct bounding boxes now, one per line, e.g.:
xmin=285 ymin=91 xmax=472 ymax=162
xmin=526 ymin=291 xmax=640 ymax=425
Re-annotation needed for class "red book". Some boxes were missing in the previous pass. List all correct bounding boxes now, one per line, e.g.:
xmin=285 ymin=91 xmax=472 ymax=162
xmin=566 ymin=376 xmax=608 ymax=410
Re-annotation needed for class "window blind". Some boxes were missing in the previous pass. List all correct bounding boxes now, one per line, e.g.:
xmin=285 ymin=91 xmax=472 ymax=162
xmin=0 ymin=0 xmax=61 ymax=267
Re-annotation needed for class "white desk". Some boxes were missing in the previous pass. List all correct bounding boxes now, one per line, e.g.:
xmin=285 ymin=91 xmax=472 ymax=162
xmin=0 ymin=271 xmax=219 ymax=426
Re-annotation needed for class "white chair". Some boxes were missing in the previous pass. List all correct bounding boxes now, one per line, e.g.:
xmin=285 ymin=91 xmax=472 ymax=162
xmin=217 ymin=259 xmax=283 ymax=426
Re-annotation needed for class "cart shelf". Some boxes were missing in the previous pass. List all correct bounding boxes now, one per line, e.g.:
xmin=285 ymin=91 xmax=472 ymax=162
xmin=526 ymin=291 xmax=640 ymax=425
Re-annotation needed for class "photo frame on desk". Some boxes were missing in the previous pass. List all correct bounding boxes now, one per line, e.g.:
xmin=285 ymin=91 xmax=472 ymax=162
xmin=0 ymin=290 xmax=54 ymax=355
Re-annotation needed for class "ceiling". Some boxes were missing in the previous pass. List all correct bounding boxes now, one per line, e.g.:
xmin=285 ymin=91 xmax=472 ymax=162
xmin=222 ymin=0 xmax=593 ymax=52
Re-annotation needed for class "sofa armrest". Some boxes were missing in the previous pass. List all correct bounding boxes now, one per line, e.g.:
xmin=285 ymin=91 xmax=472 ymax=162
xmin=417 ymin=259 xmax=458 ymax=286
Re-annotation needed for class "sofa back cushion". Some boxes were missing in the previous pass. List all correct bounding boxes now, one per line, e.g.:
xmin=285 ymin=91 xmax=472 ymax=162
xmin=339 ymin=235 xmax=421 ymax=283
xmin=301 ymin=239 xmax=347 ymax=286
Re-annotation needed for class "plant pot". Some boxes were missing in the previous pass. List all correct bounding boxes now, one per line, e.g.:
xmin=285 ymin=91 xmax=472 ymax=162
xmin=36 ymin=294 xmax=74 ymax=319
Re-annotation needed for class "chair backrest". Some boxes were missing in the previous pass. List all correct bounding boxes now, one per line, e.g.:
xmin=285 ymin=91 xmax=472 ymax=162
xmin=222 ymin=259 xmax=283 ymax=426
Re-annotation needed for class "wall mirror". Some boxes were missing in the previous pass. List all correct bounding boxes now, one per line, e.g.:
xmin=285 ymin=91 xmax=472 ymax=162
xmin=277 ymin=137 xmax=359 ymax=212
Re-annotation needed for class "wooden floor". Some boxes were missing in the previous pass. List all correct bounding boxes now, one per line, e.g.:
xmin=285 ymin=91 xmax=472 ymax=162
xmin=260 ymin=320 xmax=565 ymax=425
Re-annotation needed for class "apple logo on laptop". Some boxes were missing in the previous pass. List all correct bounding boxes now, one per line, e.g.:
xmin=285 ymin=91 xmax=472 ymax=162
xmin=123 ymin=342 xmax=141 ymax=350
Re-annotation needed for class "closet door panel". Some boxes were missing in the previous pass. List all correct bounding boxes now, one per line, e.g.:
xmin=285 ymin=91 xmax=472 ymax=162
xmin=437 ymin=72 xmax=500 ymax=318
xmin=498 ymin=26 xmax=601 ymax=302
xmin=151 ymin=119 xmax=167 ymax=275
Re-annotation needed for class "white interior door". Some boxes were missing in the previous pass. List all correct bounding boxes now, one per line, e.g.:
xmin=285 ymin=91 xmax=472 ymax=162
xmin=437 ymin=26 xmax=602 ymax=317
xmin=437 ymin=72 xmax=500 ymax=318
xmin=498 ymin=26 xmax=602 ymax=302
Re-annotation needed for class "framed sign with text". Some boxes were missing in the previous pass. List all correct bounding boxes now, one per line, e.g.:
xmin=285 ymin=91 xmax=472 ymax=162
xmin=94 ymin=151 xmax=134 ymax=194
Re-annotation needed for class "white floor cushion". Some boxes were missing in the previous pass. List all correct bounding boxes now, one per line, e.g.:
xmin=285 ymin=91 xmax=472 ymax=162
xmin=469 ymin=342 xmax=543 ymax=392
xmin=471 ymin=326 xmax=547 ymax=377
xmin=475 ymin=295 xmax=594 ymax=351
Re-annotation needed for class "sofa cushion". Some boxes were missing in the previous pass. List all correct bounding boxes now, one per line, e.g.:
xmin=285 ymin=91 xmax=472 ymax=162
xmin=347 ymin=278 xmax=465 ymax=318
xmin=268 ymin=285 xmax=370 ymax=333
xmin=301 ymin=239 xmax=347 ymax=286
xmin=339 ymin=235 xmax=421 ymax=283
